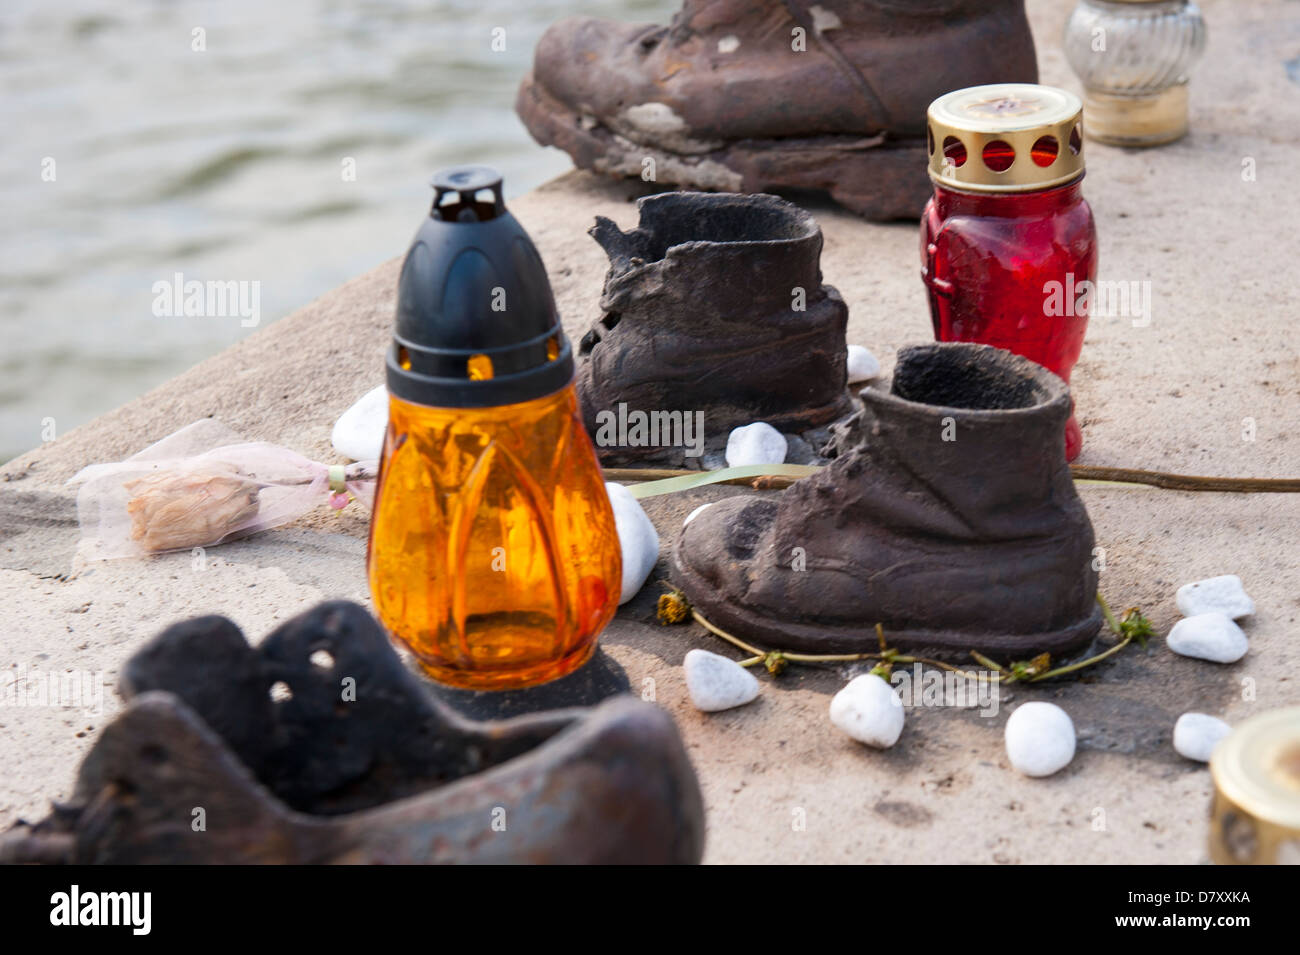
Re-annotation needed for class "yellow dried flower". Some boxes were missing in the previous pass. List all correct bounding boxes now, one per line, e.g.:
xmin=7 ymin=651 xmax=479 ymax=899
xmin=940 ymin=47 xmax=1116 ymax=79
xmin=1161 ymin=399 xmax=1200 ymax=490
xmin=125 ymin=469 xmax=261 ymax=552
xmin=1008 ymin=651 xmax=1052 ymax=682
xmin=656 ymin=588 xmax=691 ymax=625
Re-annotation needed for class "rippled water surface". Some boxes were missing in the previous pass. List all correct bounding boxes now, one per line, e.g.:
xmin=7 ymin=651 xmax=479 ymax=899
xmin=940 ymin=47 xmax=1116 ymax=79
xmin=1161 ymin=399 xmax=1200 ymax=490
xmin=2 ymin=0 xmax=675 ymax=460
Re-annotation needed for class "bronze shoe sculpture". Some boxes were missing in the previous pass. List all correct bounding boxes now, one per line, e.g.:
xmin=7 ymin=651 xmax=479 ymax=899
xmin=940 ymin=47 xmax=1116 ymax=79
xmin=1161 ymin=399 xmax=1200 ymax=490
xmin=517 ymin=0 xmax=1038 ymax=219
xmin=0 ymin=602 xmax=705 ymax=864
xmin=578 ymin=191 xmax=851 ymax=466
xmin=673 ymin=343 xmax=1103 ymax=659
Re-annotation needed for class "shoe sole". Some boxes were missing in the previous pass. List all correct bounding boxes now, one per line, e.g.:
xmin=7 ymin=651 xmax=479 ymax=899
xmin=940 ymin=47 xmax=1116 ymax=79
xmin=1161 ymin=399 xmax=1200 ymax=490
xmin=671 ymin=544 xmax=1105 ymax=662
xmin=517 ymin=73 xmax=932 ymax=221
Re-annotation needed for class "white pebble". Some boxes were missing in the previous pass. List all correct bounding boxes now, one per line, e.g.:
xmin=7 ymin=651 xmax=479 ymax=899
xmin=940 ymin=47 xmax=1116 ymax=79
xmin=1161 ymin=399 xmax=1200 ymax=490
xmin=605 ymin=483 xmax=659 ymax=605
xmin=683 ymin=503 xmax=713 ymax=528
xmin=1176 ymin=575 xmax=1254 ymax=620
xmin=684 ymin=648 xmax=760 ymax=712
xmin=331 ymin=384 xmax=388 ymax=462
xmin=1173 ymin=712 xmax=1232 ymax=763
xmin=725 ymin=422 xmax=787 ymax=467
xmin=846 ymin=345 xmax=881 ymax=383
xmin=1166 ymin=613 xmax=1249 ymax=663
xmin=829 ymin=673 xmax=904 ymax=748
xmin=1004 ymin=701 xmax=1076 ymax=777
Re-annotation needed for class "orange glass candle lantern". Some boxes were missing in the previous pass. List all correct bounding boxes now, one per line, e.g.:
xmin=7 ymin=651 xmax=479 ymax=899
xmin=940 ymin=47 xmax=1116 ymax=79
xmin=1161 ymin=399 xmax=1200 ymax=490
xmin=368 ymin=166 xmax=621 ymax=691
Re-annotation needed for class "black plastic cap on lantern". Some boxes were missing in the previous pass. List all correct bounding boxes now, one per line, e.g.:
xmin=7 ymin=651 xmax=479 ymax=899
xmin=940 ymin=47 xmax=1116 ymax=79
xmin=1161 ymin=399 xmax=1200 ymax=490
xmin=387 ymin=165 xmax=574 ymax=408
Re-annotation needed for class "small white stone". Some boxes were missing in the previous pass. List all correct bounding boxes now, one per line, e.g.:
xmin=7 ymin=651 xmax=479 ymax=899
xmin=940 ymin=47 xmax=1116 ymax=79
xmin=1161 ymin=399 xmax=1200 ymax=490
xmin=1173 ymin=712 xmax=1232 ymax=762
xmin=605 ymin=483 xmax=659 ymax=605
xmin=846 ymin=345 xmax=881 ymax=383
xmin=683 ymin=503 xmax=713 ymax=528
xmin=1166 ymin=613 xmax=1249 ymax=663
xmin=809 ymin=4 xmax=842 ymax=32
xmin=725 ymin=422 xmax=787 ymax=467
xmin=717 ymin=35 xmax=740 ymax=53
xmin=1176 ymin=575 xmax=1255 ymax=619
xmin=331 ymin=384 xmax=387 ymax=462
xmin=829 ymin=673 xmax=905 ymax=748
xmin=684 ymin=648 xmax=760 ymax=712
xmin=1004 ymin=702 xmax=1076 ymax=777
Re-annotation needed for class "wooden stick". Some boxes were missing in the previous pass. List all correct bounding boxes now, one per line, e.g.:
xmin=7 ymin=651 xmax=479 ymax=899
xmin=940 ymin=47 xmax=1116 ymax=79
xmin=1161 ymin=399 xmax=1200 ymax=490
xmin=603 ymin=467 xmax=802 ymax=489
xmin=603 ymin=465 xmax=1300 ymax=494
xmin=1068 ymin=466 xmax=1300 ymax=494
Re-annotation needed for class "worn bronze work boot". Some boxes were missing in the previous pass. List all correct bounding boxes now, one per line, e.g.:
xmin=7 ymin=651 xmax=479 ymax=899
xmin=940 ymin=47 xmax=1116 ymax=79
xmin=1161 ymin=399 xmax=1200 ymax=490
xmin=517 ymin=0 xmax=1038 ymax=219
xmin=577 ymin=191 xmax=851 ymax=466
xmin=0 ymin=602 xmax=705 ymax=864
xmin=673 ymin=343 xmax=1102 ymax=659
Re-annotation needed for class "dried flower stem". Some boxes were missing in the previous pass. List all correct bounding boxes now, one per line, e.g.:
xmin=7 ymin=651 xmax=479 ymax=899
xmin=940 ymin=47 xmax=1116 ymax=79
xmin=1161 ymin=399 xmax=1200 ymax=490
xmin=315 ymin=463 xmax=378 ymax=484
xmin=1097 ymin=591 xmax=1122 ymax=634
xmin=237 ymin=462 xmax=379 ymax=487
xmin=689 ymin=610 xmax=767 ymax=659
xmin=687 ymin=592 xmax=1146 ymax=685
xmin=691 ymin=611 xmax=1003 ymax=679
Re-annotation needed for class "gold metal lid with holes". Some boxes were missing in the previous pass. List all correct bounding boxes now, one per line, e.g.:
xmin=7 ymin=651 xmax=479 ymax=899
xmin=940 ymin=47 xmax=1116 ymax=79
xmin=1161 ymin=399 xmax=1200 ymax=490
xmin=927 ymin=84 xmax=1086 ymax=193
xmin=1209 ymin=706 xmax=1300 ymax=865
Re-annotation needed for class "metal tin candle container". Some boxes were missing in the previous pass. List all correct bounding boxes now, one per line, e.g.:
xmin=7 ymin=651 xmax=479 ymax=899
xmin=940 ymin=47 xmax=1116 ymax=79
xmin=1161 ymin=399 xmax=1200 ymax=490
xmin=920 ymin=84 xmax=1097 ymax=462
xmin=1064 ymin=0 xmax=1206 ymax=147
xmin=368 ymin=166 xmax=622 ymax=691
xmin=1209 ymin=707 xmax=1300 ymax=865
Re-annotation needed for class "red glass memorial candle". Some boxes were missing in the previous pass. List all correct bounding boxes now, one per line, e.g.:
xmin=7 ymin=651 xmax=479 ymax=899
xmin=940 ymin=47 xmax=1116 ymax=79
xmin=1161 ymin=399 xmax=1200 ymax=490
xmin=920 ymin=84 xmax=1096 ymax=461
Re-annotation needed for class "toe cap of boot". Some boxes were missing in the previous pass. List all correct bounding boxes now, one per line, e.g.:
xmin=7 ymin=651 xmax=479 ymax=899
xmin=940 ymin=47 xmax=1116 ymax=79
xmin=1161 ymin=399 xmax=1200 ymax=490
xmin=530 ymin=18 xmax=687 ymax=134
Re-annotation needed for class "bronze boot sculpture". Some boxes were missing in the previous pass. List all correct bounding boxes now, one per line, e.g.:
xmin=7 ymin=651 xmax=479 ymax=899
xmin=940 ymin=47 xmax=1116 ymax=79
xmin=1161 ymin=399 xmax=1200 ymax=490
xmin=578 ymin=191 xmax=851 ymax=466
xmin=517 ymin=0 xmax=1038 ymax=219
xmin=673 ymin=343 xmax=1103 ymax=659
xmin=0 ymin=601 xmax=705 ymax=864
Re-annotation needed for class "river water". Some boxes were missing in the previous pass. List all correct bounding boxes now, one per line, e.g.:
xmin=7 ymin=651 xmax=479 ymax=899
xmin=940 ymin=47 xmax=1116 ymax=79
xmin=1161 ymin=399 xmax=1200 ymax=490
xmin=1 ymin=0 xmax=674 ymax=461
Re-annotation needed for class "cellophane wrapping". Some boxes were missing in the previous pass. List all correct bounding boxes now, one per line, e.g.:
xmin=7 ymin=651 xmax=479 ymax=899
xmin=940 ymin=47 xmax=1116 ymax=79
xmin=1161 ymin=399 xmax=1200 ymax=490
xmin=69 ymin=419 xmax=375 ymax=559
